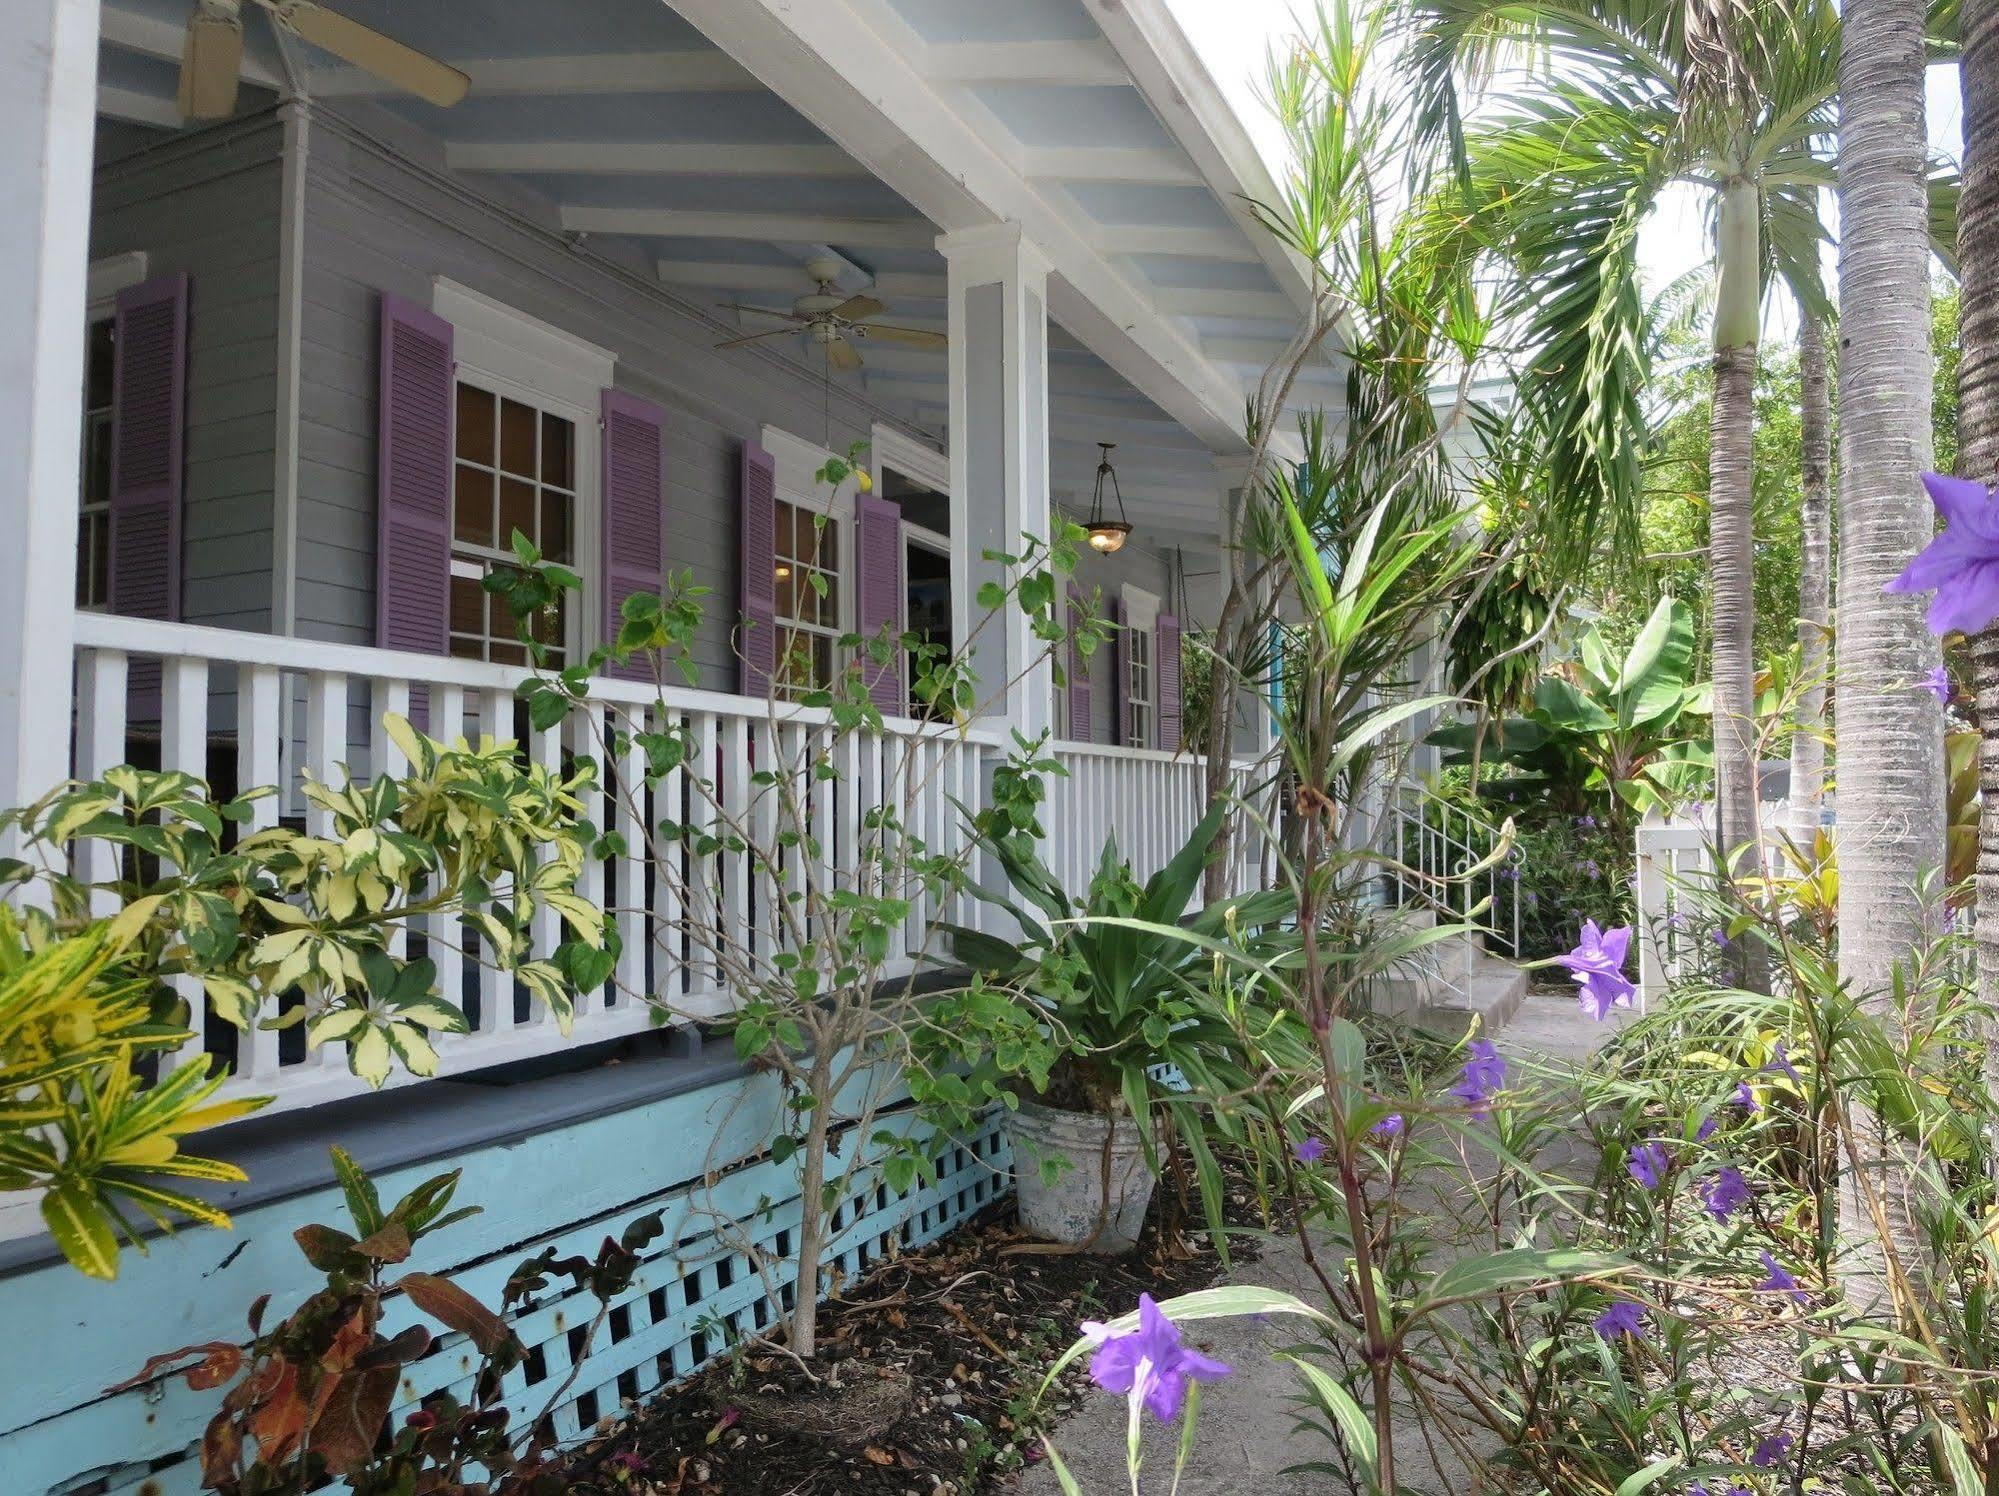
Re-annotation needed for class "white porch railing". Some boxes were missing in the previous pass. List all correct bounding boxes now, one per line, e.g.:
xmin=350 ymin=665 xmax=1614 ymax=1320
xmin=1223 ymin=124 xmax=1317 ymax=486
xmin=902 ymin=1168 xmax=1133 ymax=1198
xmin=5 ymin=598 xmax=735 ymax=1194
xmin=61 ymin=614 xmax=1253 ymax=1119
xmin=67 ymin=613 xmax=999 ymax=1117
xmin=1044 ymin=740 xmax=1261 ymax=898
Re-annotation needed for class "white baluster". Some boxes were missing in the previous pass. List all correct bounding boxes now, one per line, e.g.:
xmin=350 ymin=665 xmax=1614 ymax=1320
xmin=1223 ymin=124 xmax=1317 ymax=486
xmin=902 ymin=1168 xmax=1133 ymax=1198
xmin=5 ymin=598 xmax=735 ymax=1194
xmin=160 ymin=655 xmax=210 ymax=1075
xmin=372 ymin=678 xmax=412 ymax=959
xmin=720 ymin=713 xmax=751 ymax=988
xmin=429 ymin=685 xmax=467 ymax=1035
xmin=474 ymin=687 xmax=512 ymax=1031
xmin=303 ymin=671 xmax=348 ymax=838
xmin=566 ymin=699 xmax=607 ymax=1020
xmin=615 ymin=717 xmax=647 ymax=1010
xmin=236 ymin=663 xmax=284 ymax=1082
xmin=523 ymin=704 xmax=562 ymax=1030
xmin=651 ymin=704 xmax=685 ymax=1012
xmin=686 ymin=709 xmax=721 ymax=1004
xmin=73 ymin=648 xmax=127 ymax=918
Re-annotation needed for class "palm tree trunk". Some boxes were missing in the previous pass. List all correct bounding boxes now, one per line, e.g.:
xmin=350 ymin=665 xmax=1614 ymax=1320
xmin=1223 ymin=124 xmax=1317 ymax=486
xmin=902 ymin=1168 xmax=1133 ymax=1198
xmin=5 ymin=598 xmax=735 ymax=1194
xmin=1790 ymin=310 xmax=1834 ymax=843
xmin=1834 ymin=0 xmax=1947 ymax=998
xmin=1958 ymin=0 xmax=1999 ymax=1099
xmin=1708 ymin=177 xmax=1764 ymax=960
xmin=1835 ymin=0 xmax=1946 ymax=1317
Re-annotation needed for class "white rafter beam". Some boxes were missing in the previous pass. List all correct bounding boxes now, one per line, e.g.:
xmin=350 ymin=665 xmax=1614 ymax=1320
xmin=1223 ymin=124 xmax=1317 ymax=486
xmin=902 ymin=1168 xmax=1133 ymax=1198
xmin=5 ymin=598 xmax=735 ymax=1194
xmin=655 ymin=259 xmax=949 ymax=301
xmin=1020 ymin=147 xmax=1199 ymax=185
xmin=99 ymin=3 xmax=285 ymax=89
xmin=448 ymin=141 xmax=865 ymax=178
xmin=667 ymin=0 xmax=1253 ymax=450
xmin=97 ymin=84 xmax=180 ymax=130
xmin=561 ymin=207 xmax=936 ymax=249
xmin=308 ymin=50 xmax=757 ymax=99
xmin=924 ymin=39 xmax=1128 ymax=85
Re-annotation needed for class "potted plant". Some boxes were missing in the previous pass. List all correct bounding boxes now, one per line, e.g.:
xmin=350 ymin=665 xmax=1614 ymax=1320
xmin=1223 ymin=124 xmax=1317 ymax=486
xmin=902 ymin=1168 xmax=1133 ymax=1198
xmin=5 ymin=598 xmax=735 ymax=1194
xmin=945 ymin=802 xmax=1300 ymax=1252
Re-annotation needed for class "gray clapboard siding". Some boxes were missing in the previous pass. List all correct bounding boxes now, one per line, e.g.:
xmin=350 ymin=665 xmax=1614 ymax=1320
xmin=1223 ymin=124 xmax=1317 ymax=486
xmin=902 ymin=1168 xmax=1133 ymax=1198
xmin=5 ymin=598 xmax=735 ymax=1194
xmin=90 ymin=113 xmax=284 ymax=634
xmin=294 ymin=109 xmax=936 ymax=689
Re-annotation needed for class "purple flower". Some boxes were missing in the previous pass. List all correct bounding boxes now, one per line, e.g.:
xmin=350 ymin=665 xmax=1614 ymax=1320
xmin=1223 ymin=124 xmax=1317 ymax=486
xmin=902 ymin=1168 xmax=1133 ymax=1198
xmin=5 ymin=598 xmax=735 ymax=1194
xmin=1081 ymin=1294 xmax=1232 ymax=1421
xmin=1763 ymin=1041 xmax=1803 ymax=1087
xmin=1293 ymin=1134 xmax=1328 ymax=1165
xmin=1577 ymin=814 xmax=1598 ymax=830
xmin=1885 ymin=473 xmax=1999 ymax=634
xmin=1593 ymin=1300 xmax=1645 ymax=1340
xmin=1751 ymin=1432 xmax=1793 ymax=1469
xmin=1712 ymin=927 xmax=1731 ymax=951
xmin=1702 ymin=1166 xmax=1752 ymax=1221
xmin=1733 ymin=1080 xmax=1759 ymax=1112
xmin=1582 ymin=858 xmax=1601 ymax=879
xmin=1666 ymin=910 xmax=1689 ymax=932
xmin=1924 ymin=664 xmax=1953 ymax=703
xmin=1695 ymin=1115 xmax=1718 ymax=1143
xmin=1526 ymin=891 xmax=1539 ymax=909
xmin=1757 ymin=1251 xmax=1809 ymax=1305
xmin=1627 ymin=1139 xmax=1669 ymax=1190
xmin=1551 ymin=919 xmax=1636 ymax=1020
xmin=1450 ymin=1039 xmax=1507 ymax=1112
xmin=1690 ymin=1485 xmax=1754 ymax=1496
xmin=1370 ymin=1113 xmax=1405 ymax=1139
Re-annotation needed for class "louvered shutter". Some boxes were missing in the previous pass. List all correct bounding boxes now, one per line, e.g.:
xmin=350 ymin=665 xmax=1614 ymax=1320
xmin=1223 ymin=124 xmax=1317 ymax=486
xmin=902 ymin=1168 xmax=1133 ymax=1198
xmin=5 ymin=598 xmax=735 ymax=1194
xmin=109 ymin=273 xmax=190 ymax=717
xmin=601 ymin=390 xmax=666 ymax=682
xmin=739 ymin=440 xmax=777 ymax=695
xmin=1066 ymin=583 xmax=1095 ymax=743
xmin=855 ymin=491 xmax=905 ymax=713
xmin=1156 ymin=613 xmax=1181 ymax=752
xmin=375 ymin=296 xmax=453 ymax=656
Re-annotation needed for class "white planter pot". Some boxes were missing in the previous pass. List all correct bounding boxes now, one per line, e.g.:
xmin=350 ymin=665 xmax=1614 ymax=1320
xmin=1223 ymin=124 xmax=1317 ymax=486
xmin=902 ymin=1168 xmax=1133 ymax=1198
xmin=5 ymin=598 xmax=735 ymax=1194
xmin=1004 ymin=1099 xmax=1156 ymax=1253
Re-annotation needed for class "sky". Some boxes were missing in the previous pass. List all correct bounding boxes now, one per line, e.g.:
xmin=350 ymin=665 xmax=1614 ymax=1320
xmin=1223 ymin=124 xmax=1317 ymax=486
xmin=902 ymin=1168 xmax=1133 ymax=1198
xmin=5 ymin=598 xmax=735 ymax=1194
xmin=1166 ymin=0 xmax=1967 ymax=345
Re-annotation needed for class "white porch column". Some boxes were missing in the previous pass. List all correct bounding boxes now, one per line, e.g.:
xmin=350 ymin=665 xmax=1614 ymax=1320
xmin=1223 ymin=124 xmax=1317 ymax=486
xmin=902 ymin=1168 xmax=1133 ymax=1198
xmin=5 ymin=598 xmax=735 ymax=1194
xmin=0 ymin=0 xmax=97 ymax=825
xmin=1212 ymin=455 xmax=1279 ymax=760
xmin=941 ymin=224 xmax=1053 ymax=739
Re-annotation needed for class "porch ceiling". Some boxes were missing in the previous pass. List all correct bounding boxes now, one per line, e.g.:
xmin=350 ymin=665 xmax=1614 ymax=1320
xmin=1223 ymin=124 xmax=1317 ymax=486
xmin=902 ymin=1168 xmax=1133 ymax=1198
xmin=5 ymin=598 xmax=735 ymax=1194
xmin=93 ymin=0 xmax=1339 ymax=543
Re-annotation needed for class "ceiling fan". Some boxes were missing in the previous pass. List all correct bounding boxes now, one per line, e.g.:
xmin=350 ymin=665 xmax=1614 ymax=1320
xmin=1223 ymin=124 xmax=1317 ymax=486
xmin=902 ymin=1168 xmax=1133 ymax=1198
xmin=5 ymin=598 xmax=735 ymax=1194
xmin=713 ymin=256 xmax=947 ymax=371
xmin=177 ymin=0 xmax=471 ymax=121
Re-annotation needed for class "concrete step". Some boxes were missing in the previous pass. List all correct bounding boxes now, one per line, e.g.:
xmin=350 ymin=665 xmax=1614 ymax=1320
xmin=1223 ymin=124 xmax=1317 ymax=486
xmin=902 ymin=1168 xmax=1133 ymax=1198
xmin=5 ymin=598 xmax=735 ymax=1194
xmin=1369 ymin=948 xmax=1527 ymax=1039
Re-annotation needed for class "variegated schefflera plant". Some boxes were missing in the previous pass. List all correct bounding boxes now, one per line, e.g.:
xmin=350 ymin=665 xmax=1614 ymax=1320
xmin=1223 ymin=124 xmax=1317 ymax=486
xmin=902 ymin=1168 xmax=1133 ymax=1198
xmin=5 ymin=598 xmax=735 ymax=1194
xmin=0 ymin=715 xmax=607 ymax=1277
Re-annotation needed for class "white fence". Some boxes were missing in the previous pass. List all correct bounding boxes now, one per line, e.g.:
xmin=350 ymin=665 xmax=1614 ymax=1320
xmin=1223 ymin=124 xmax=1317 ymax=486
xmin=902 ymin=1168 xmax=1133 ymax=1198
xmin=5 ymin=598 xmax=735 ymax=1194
xmin=63 ymin=613 xmax=1254 ymax=1118
xmin=1632 ymin=807 xmax=1798 ymax=1005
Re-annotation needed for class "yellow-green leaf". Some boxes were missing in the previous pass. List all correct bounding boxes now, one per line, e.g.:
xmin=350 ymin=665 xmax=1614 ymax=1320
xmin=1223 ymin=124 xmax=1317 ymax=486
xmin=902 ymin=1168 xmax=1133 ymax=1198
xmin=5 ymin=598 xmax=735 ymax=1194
xmin=42 ymin=1179 xmax=119 ymax=1280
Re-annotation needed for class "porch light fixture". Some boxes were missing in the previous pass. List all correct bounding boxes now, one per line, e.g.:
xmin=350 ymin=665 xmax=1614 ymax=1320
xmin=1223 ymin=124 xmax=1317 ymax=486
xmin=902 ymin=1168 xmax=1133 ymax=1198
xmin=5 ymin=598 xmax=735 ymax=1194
xmin=1085 ymin=442 xmax=1133 ymax=554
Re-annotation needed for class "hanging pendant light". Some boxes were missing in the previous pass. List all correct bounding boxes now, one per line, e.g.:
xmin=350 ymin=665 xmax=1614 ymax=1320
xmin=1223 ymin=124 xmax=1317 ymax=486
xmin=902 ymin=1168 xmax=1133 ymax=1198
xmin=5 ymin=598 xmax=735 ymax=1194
xmin=1085 ymin=442 xmax=1133 ymax=554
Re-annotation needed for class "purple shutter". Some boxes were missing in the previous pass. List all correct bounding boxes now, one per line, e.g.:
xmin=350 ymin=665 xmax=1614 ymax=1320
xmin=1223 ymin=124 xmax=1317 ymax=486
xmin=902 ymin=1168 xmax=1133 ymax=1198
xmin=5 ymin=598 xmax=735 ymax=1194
xmin=1114 ymin=597 xmax=1133 ymax=747
xmin=601 ymin=390 xmax=666 ymax=682
xmin=855 ymin=491 xmax=905 ymax=713
xmin=109 ymin=273 xmax=190 ymax=718
xmin=375 ymin=295 xmax=453 ymax=659
xmin=739 ymin=440 xmax=778 ymax=695
xmin=1066 ymin=583 xmax=1094 ymax=743
xmin=1156 ymin=613 xmax=1182 ymax=753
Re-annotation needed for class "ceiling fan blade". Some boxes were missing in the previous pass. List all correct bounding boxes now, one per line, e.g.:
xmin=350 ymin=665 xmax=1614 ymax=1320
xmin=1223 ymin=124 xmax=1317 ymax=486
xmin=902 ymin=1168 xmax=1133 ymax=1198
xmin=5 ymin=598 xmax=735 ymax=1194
xmin=827 ymin=337 xmax=863 ymax=372
xmin=714 ymin=326 xmax=798 ymax=351
xmin=264 ymin=0 xmax=470 ymax=107
xmin=178 ymin=9 xmax=245 ymax=121
xmin=717 ymin=303 xmax=802 ymax=322
xmin=828 ymin=295 xmax=886 ymax=322
xmin=861 ymin=324 xmax=949 ymax=349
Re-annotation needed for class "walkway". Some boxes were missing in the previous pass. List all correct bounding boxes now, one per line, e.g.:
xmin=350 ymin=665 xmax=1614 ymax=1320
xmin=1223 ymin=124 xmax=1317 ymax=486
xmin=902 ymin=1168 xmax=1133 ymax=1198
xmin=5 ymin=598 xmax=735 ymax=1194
xmin=1015 ymin=989 xmax=1616 ymax=1495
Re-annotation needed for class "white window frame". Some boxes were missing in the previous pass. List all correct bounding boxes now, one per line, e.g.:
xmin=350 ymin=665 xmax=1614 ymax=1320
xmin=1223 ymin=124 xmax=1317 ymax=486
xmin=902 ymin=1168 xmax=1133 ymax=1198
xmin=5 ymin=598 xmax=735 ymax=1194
xmin=1122 ymin=583 xmax=1160 ymax=750
xmin=432 ymin=278 xmax=613 ymax=658
xmin=870 ymin=421 xmax=958 ymax=642
xmin=78 ymin=253 xmax=151 ymax=612
xmin=762 ymin=424 xmax=857 ymax=697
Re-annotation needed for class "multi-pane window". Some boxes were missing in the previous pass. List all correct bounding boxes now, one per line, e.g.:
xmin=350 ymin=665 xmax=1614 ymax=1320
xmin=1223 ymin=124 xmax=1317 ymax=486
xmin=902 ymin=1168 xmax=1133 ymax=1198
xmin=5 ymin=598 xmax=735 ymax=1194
xmin=1127 ymin=618 xmax=1155 ymax=747
xmin=774 ymin=499 xmax=841 ymax=699
xmin=449 ymin=381 xmax=575 ymax=665
xmin=76 ymin=317 xmax=115 ymax=609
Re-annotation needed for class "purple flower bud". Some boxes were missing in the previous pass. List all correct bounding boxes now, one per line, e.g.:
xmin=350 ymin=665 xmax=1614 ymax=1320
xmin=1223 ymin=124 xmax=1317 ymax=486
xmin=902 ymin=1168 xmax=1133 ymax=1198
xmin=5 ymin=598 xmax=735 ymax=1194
xmin=1751 ymin=1432 xmax=1793 ymax=1469
xmin=1592 ymin=1300 xmax=1645 ymax=1340
xmin=1702 ymin=1166 xmax=1751 ymax=1221
xmin=1627 ymin=1139 xmax=1669 ymax=1191
xmin=1695 ymin=1115 xmax=1718 ymax=1143
xmin=1923 ymin=664 xmax=1953 ymax=703
xmin=1733 ymin=1080 xmax=1759 ymax=1112
xmin=1757 ymin=1251 xmax=1809 ymax=1305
